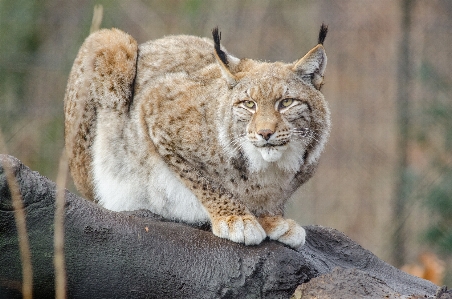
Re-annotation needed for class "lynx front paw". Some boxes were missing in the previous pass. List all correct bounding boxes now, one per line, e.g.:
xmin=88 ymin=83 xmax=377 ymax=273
xmin=258 ymin=216 xmax=306 ymax=249
xmin=211 ymin=215 xmax=266 ymax=245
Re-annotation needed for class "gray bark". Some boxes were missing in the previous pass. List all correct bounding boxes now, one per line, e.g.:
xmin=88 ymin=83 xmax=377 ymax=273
xmin=0 ymin=154 xmax=445 ymax=298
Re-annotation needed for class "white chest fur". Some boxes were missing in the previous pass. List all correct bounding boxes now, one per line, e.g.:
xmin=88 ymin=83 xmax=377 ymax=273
xmin=92 ymin=119 xmax=209 ymax=223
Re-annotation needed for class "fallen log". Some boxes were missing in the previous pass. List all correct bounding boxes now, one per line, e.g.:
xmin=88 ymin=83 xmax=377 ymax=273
xmin=0 ymin=154 xmax=446 ymax=298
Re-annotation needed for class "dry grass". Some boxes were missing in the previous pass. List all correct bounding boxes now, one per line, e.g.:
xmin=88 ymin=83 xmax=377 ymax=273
xmin=0 ymin=129 xmax=33 ymax=299
xmin=90 ymin=4 xmax=103 ymax=34
xmin=54 ymin=150 xmax=68 ymax=299
xmin=0 ymin=5 xmax=104 ymax=297
xmin=52 ymin=6 xmax=104 ymax=297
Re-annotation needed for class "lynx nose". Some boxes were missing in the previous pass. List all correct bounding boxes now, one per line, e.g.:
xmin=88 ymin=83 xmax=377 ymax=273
xmin=257 ymin=129 xmax=274 ymax=141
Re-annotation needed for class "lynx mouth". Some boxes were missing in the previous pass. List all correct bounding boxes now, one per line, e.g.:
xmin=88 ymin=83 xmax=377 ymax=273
xmin=256 ymin=144 xmax=287 ymax=162
xmin=261 ymin=141 xmax=288 ymax=148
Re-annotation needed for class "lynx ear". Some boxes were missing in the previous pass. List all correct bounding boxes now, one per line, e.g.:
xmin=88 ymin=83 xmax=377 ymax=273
xmin=293 ymin=23 xmax=328 ymax=90
xmin=212 ymin=27 xmax=240 ymax=88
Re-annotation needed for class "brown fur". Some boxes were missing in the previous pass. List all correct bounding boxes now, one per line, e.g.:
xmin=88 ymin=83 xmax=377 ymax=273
xmin=64 ymin=29 xmax=138 ymax=201
xmin=64 ymin=26 xmax=330 ymax=247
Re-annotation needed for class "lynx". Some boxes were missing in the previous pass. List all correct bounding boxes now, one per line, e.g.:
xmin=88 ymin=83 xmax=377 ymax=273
xmin=64 ymin=24 xmax=330 ymax=248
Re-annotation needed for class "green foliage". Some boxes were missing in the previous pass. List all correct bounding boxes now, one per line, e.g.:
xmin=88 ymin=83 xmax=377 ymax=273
xmin=0 ymin=0 xmax=43 ymax=131
xmin=424 ymin=169 xmax=452 ymax=253
xmin=419 ymin=61 xmax=452 ymax=254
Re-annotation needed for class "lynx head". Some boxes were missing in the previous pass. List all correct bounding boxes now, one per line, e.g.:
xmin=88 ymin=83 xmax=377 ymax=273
xmin=214 ymin=25 xmax=331 ymax=173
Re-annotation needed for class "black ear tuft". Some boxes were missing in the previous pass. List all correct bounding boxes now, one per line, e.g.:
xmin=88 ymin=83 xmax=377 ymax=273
xmin=318 ymin=23 xmax=328 ymax=45
xmin=212 ymin=27 xmax=228 ymax=66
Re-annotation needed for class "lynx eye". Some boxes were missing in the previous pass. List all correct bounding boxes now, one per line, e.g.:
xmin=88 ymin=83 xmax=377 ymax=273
xmin=242 ymin=100 xmax=256 ymax=110
xmin=280 ymin=98 xmax=294 ymax=108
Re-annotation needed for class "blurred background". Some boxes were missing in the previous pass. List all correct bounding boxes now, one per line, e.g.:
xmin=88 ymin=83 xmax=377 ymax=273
xmin=1 ymin=0 xmax=451 ymax=286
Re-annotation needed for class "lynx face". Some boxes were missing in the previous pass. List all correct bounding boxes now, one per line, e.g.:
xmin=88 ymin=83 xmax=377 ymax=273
xmin=219 ymin=63 xmax=329 ymax=174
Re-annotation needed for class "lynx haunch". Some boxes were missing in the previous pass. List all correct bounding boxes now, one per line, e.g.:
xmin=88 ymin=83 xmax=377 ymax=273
xmin=64 ymin=24 xmax=331 ymax=248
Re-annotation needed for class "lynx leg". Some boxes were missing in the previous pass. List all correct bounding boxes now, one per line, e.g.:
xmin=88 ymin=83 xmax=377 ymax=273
xmin=162 ymin=158 xmax=267 ymax=246
xmin=258 ymin=215 xmax=305 ymax=249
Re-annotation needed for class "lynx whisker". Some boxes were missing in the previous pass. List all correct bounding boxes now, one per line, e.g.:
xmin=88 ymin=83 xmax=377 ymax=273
xmin=291 ymin=128 xmax=311 ymax=138
xmin=291 ymin=128 xmax=324 ymax=146
xmin=223 ymin=135 xmax=246 ymax=157
xmin=224 ymin=133 xmax=246 ymax=149
xmin=307 ymin=131 xmax=321 ymax=143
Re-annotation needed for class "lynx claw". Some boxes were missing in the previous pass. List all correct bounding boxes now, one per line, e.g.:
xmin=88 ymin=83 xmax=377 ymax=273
xmin=258 ymin=216 xmax=306 ymax=249
xmin=212 ymin=215 xmax=266 ymax=245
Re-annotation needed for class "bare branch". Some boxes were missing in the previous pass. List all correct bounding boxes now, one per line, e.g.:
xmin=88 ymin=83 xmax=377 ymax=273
xmin=54 ymin=150 xmax=69 ymax=299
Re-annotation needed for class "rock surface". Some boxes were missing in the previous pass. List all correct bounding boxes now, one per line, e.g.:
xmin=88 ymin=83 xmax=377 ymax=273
xmin=291 ymin=268 xmax=451 ymax=299
xmin=0 ymin=154 xmax=444 ymax=298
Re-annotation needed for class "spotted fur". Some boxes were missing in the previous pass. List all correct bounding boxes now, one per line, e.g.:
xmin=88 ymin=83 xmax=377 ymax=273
xmin=64 ymin=25 xmax=330 ymax=248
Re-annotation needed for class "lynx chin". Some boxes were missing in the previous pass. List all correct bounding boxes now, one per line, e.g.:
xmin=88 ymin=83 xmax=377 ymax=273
xmin=64 ymin=24 xmax=330 ymax=249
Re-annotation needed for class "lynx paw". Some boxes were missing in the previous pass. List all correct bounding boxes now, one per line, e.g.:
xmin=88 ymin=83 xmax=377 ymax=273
xmin=258 ymin=216 xmax=306 ymax=249
xmin=211 ymin=215 xmax=266 ymax=245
